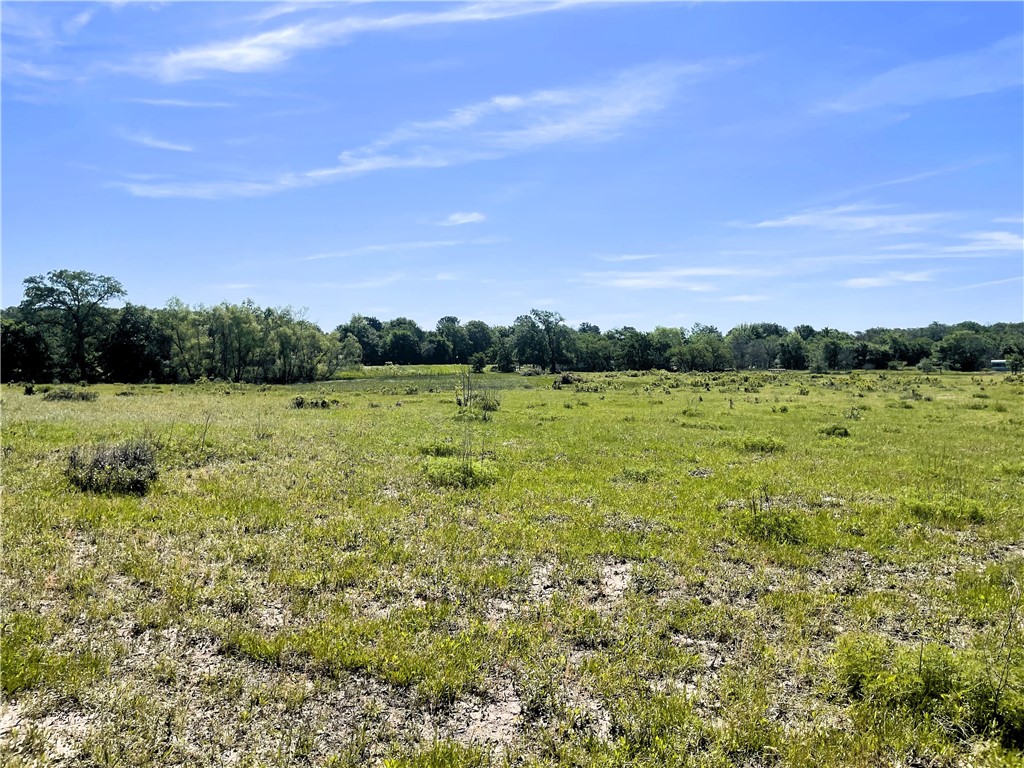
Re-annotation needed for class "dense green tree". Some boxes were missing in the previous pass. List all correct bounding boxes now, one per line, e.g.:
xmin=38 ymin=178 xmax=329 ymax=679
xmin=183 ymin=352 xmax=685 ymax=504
xmin=0 ymin=316 xmax=52 ymax=382
xmin=611 ymin=327 xmax=653 ymax=371
xmin=934 ymin=331 xmax=994 ymax=372
xmin=435 ymin=316 xmax=471 ymax=363
xmin=464 ymin=320 xmax=494 ymax=358
xmin=489 ymin=326 xmax=517 ymax=372
xmin=384 ymin=328 xmax=422 ymax=364
xmin=511 ymin=315 xmax=546 ymax=369
xmin=159 ymin=298 xmax=209 ymax=382
xmin=20 ymin=270 xmax=126 ymax=381
xmin=529 ymin=309 xmax=574 ymax=373
xmin=777 ymin=332 xmax=807 ymax=370
xmin=574 ymin=331 xmax=613 ymax=371
xmin=335 ymin=315 xmax=383 ymax=365
xmin=677 ymin=324 xmax=732 ymax=371
xmin=648 ymin=327 xmax=684 ymax=370
xmin=101 ymin=304 xmax=170 ymax=383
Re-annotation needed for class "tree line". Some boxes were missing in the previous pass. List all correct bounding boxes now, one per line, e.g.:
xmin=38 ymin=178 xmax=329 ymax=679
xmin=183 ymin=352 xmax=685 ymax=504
xmin=2 ymin=270 xmax=1022 ymax=384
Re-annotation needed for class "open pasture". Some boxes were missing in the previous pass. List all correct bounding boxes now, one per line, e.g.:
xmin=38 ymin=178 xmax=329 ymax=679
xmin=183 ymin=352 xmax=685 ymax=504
xmin=2 ymin=369 xmax=1023 ymax=767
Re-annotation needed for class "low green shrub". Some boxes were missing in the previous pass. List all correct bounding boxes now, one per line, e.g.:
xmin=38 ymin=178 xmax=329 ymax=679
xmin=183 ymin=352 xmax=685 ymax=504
xmin=738 ymin=487 xmax=805 ymax=544
xmin=291 ymin=395 xmax=330 ymax=409
xmin=832 ymin=633 xmax=1024 ymax=747
xmin=617 ymin=467 xmax=656 ymax=483
xmin=422 ymin=457 xmax=497 ymax=488
xmin=820 ymin=424 xmax=850 ymax=438
xmin=420 ymin=440 xmax=461 ymax=458
xmin=740 ymin=435 xmax=785 ymax=453
xmin=66 ymin=440 xmax=158 ymax=495
xmin=43 ymin=387 xmax=97 ymax=402
xmin=901 ymin=494 xmax=984 ymax=525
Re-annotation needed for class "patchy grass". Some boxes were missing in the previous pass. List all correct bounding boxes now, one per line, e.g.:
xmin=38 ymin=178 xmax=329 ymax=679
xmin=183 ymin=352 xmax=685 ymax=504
xmin=2 ymin=369 xmax=1023 ymax=765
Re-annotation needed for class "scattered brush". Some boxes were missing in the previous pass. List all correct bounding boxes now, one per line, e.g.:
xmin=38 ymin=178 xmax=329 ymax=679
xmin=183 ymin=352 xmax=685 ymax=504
xmin=740 ymin=434 xmax=785 ymax=453
xmin=616 ymin=466 xmax=656 ymax=484
xmin=820 ymin=424 xmax=850 ymax=438
xmin=422 ymin=457 xmax=497 ymax=488
xmin=738 ymin=486 xmax=805 ymax=544
xmin=291 ymin=395 xmax=330 ymax=409
xmin=43 ymin=387 xmax=98 ymax=402
xmin=66 ymin=440 xmax=158 ymax=495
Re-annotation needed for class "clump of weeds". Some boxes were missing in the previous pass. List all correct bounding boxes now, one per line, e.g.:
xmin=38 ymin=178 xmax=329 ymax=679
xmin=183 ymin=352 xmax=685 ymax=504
xmin=66 ymin=440 xmax=159 ymax=495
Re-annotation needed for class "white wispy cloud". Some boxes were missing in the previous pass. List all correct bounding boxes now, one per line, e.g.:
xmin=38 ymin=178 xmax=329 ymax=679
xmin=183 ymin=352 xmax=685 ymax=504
xmin=722 ymin=294 xmax=769 ymax=302
xmin=827 ymin=35 xmax=1024 ymax=113
xmin=244 ymin=3 xmax=334 ymax=25
xmin=150 ymin=2 xmax=579 ymax=82
xmin=3 ymin=60 xmax=67 ymax=81
xmin=581 ymin=266 xmax=771 ymax=290
xmin=120 ymin=62 xmax=716 ymax=199
xmin=843 ymin=271 xmax=934 ymax=288
xmin=2 ymin=6 xmax=59 ymax=46
xmin=992 ymin=216 xmax=1024 ymax=225
xmin=596 ymin=254 xmax=661 ymax=262
xmin=439 ymin=212 xmax=486 ymax=226
xmin=119 ymin=130 xmax=194 ymax=153
xmin=945 ymin=275 xmax=1024 ymax=292
xmin=63 ymin=9 xmax=96 ymax=36
xmin=302 ymin=239 xmax=471 ymax=261
xmin=826 ymin=161 xmax=989 ymax=201
xmin=942 ymin=231 xmax=1023 ymax=253
xmin=128 ymin=98 xmax=234 ymax=108
xmin=754 ymin=204 xmax=951 ymax=235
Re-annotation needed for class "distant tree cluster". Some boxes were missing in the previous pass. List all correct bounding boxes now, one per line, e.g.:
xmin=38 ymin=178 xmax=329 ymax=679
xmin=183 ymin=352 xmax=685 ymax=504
xmin=3 ymin=270 xmax=1022 ymax=383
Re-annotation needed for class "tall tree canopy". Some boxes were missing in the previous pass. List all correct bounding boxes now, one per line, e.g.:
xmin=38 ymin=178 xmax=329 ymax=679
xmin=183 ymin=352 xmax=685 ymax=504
xmin=20 ymin=270 xmax=125 ymax=380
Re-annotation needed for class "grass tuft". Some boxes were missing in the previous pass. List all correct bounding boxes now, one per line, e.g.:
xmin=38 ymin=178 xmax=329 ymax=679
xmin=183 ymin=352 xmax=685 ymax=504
xmin=43 ymin=386 xmax=98 ymax=402
xmin=66 ymin=440 xmax=159 ymax=495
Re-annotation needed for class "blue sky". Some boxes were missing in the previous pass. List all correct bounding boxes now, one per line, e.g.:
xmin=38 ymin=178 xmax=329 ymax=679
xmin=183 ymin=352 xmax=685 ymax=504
xmin=3 ymin=1 xmax=1022 ymax=333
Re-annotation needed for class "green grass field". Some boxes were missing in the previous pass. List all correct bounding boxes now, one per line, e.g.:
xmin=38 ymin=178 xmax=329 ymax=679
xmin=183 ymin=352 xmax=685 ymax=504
xmin=2 ymin=369 xmax=1023 ymax=767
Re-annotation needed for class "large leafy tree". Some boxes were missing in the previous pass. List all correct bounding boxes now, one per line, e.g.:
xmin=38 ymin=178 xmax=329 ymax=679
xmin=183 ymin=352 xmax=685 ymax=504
xmin=529 ymin=309 xmax=574 ymax=373
xmin=101 ymin=304 xmax=171 ymax=383
xmin=21 ymin=270 xmax=125 ymax=381
xmin=0 ymin=316 xmax=52 ymax=382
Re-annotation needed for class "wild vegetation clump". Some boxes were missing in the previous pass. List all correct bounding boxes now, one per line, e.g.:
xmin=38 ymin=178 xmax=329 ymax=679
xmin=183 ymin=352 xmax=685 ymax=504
xmin=739 ymin=434 xmax=785 ymax=453
xmin=422 ymin=456 xmax=497 ymax=488
xmin=65 ymin=440 xmax=158 ymax=495
xmin=820 ymin=423 xmax=850 ymax=438
xmin=738 ymin=487 xmax=806 ymax=544
xmin=43 ymin=386 xmax=97 ymax=402
xmin=291 ymin=395 xmax=330 ymax=409
xmin=832 ymin=634 xmax=1023 ymax=747
xmin=901 ymin=494 xmax=985 ymax=526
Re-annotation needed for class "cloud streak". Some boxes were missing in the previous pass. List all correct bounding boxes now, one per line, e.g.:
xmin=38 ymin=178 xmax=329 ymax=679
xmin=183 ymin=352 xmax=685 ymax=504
xmin=119 ymin=62 xmax=716 ymax=199
xmin=581 ymin=265 xmax=773 ymax=290
xmin=754 ymin=204 xmax=951 ymax=235
xmin=942 ymin=231 xmax=1023 ymax=253
xmin=827 ymin=35 xmax=1024 ymax=112
xmin=119 ymin=130 xmax=194 ymax=153
xmin=843 ymin=271 xmax=934 ymax=288
xmin=150 ymin=3 xmax=580 ymax=82
xmin=301 ymin=239 xmax=482 ymax=261
xmin=439 ymin=212 xmax=486 ymax=226
xmin=128 ymin=98 xmax=235 ymax=108
xmin=596 ymin=254 xmax=661 ymax=263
